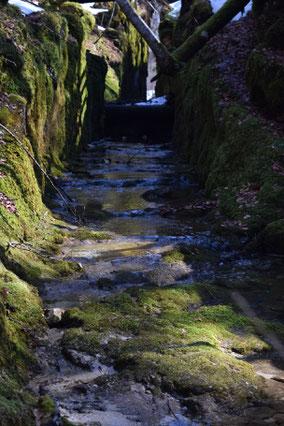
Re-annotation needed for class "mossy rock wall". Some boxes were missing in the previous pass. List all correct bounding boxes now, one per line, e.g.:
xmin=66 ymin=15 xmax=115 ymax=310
xmin=0 ymin=3 xmax=106 ymax=240
xmin=157 ymin=0 xmax=284 ymax=246
xmin=83 ymin=52 xmax=107 ymax=141
xmin=0 ymin=4 xmax=106 ymax=421
xmin=0 ymin=3 xmax=100 ymax=177
xmin=119 ymin=4 xmax=148 ymax=101
xmin=246 ymin=49 xmax=284 ymax=120
xmin=170 ymin=45 xmax=284 ymax=241
xmin=0 ymin=260 xmax=44 ymax=425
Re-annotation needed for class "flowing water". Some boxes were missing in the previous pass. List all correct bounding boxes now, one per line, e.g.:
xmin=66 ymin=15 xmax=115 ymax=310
xmin=31 ymin=139 xmax=284 ymax=425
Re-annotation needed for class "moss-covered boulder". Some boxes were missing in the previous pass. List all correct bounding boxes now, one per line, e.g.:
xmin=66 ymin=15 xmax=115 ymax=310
xmin=246 ymin=49 xmax=284 ymax=119
xmin=258 ymin=219 xmax=284 ymax=254
xmin=0 ymin=260 xmax=45 ymax=425
xmin=162 ymin=245 xmax=218 ymax=264
xmin=61 ymin=285 xmax=271 ymax=416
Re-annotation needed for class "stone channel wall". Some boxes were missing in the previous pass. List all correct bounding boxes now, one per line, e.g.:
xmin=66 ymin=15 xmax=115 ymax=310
xmin=158 ymin=0 xmax=284 ymax=253
xmin=0 ymin=4 xmax=107 ymax=422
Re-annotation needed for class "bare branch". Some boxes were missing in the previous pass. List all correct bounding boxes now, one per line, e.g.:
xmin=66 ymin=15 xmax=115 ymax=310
xmin=0 ymin=123 xmax=78 ymax=220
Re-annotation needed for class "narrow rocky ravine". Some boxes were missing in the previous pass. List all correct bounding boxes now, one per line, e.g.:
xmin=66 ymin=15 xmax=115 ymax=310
xmin=30 ymin=139 xmax=284 ymax=425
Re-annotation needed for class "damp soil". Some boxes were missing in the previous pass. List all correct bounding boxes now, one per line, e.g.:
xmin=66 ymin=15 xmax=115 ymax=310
xmin=30 ymin=140 xmax=284 ymax=425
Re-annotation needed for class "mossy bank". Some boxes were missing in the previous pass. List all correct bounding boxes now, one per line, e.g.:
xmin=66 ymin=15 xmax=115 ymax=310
xmin=158 ymin=0 xmax=284 ymax=253
xmin=0 ymin=2 xmax=107 ymax=423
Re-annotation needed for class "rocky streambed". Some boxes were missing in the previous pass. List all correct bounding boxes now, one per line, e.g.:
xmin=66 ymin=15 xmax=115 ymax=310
xmin=30 ymin=140 xmax=284 ymax=425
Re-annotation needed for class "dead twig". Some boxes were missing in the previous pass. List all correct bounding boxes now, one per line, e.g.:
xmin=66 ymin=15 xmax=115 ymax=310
xmin=167 ymin=399 xmax=178 ymax=419
xmin=201 ymin=283 xmax=216 ymax=299
xmin=0 ymin=123 xmax=79 ymax=220
xmin=3 ymin=57 xmax=17 ymax=68
xmin=7 ymin=316 xmax=29 ymax=333
xmin=6 ymin=241 xmax=51 ymax=257
xmin=93 ymin=1 xmax=117 ymax=46
xmin=126 ymin=145 xmax=145 ymax=164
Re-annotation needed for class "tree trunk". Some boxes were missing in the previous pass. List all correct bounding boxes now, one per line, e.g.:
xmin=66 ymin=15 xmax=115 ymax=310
xmin=78 ymin=0 xmax=250 ymax=74
xmin=172 ymin=0 xmax=250 ymax=63
xmin=115 ymin=0 xmax=177 ymax=74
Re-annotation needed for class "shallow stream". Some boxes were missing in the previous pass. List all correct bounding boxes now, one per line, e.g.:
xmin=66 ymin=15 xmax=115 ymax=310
xmin=31 ymin=140 xmax=284 ymax=425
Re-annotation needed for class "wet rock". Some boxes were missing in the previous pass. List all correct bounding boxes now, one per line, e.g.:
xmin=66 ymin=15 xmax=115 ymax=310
xmin=97 ymin=277 xmax=115 ymax=290
xmin=45 ymin=308 xmax=65 ymax=326
xmin=115 ymin=271 xmax=144 ymax=285
xmin=146 ymin=262 xmax=192 ymax=286
xmin=61 ymin=310 xmax=84 ymax=328
xmin=130 ymin=383 xmax=146 ymax=393
xmin=183 ymin=395 xmax=219 ymax=420
xmin=244 ymin=405 xmax=276 ymax=419
xmin=73 ymin=384 xmax=89 ymax=395
xmin=142 ymin=188 xmax=176 ymax=202
xmin=65 ymin=349 xmax=98 ymax=370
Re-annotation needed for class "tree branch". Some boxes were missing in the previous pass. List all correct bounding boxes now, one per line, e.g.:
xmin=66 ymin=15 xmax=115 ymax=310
xmin=114 ymin=0 xmax=178 ymax=74
xmin=0 ymin=123 xmax=79 ymax=220
xmin=172 ymin=0 xmax=250 ymax=63
xmin=75 ymin=0 xmax=250 ymax=75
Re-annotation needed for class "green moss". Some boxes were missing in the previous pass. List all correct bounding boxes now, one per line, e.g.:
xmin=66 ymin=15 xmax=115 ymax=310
xmin=0 ymin=4 xmax=106 ymax=420
xmin=37 ymin=395 xmax=55 ymax=414
xmin=174 ymin=0 xmax=212 ymax=47
xmin=0 ymin=269 xmax=43 ymax=327
xmin=60 ymin=3 xmax=95 ymax=43
xmin=162 ymin=245 xmax=218 ymax=264
xmin=0 ymin=32 xmax=24 ymax=72
xmin=246 ymin=49 xmax=284 ymax=117
xmin=119 ymin=3 xmax=148 ymax=101
xmin=258 ymin=219 xmax=284 ymax=254
xmin=105 ymin=65 xmax=120 ymax=102
xmin=61 ymin=417 xmax=77 ymax=426
xmin=0 ymin=261 xmax=44 ymax=388
xmin=162 ymin=249 xmax=185 ymax=263
xmin=62 ymin=328 xmax=100 ymax=356
xmin=52 ymin=258 xmax=81 ymax=276
xmin=70 ymin=229 xmax=112 ymax=241
xmin=61 ymin=285 xmax=269 ymax=408
xmin=171 ymin=45 xmax=284 ymax=240
xmin=116 ymin=346 xmax=262 ymax=402
xmin=0 ymin=107 xmax=13 ymax=126
xmin=0 ymin=380 xmax=36 ymax=426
